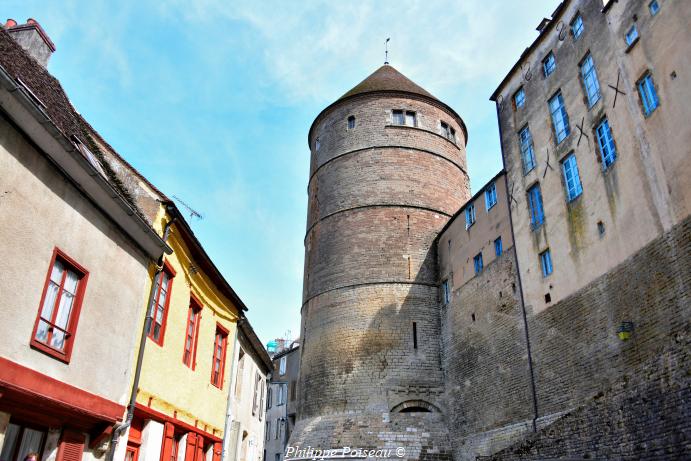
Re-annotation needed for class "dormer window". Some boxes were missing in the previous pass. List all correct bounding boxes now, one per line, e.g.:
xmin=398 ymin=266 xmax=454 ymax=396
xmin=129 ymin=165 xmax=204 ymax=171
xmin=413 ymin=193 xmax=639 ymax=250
xmin=347 ymin=115 xmax=355 ymax=129
xmin=392 ymin=110 xmax=416 ymax=126
xmin=440 ymin=122 xmax=456 ymax=143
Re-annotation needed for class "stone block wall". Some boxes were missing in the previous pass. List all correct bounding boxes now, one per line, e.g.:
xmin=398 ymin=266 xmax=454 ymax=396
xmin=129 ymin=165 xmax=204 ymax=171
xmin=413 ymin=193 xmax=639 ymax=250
xmin=440 ymin=247 xmax=535 ymax=460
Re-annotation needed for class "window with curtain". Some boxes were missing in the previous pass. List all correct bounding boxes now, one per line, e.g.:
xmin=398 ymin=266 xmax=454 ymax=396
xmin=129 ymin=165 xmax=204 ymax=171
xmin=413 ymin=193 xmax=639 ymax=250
xmin=0 ymin=422 xmax=46 ymax=461
xmin=31 ymin=250 xmax=88 ymax=361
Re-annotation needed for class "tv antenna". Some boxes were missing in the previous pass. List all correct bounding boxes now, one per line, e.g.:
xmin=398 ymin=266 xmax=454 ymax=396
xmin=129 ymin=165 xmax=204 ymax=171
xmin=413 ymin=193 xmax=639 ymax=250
xmin=172 ymin=195 xmax=204 ymax=221
xmin=384 ymin=38 xmax=390 ymax=65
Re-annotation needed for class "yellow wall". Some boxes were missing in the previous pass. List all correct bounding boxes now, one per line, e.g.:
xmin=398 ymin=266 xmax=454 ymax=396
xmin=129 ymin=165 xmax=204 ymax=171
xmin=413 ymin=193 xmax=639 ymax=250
xmin=136 ymin=206 xmax=240 ymax=436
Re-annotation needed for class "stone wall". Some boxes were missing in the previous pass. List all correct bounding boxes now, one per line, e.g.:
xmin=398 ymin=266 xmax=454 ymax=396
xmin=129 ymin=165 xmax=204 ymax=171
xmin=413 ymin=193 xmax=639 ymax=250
xmin=488 ymin=215 xmax=691 ymax=460
xmin=440 ymin=247 xmax=535 ymax=461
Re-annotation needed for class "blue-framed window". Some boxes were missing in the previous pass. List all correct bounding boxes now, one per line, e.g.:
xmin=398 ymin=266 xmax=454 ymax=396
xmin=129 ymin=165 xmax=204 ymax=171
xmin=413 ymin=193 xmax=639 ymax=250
xmin=514 ymin=87 xmax=525 ymax=109
xmin=519 ymin=126 xmax=536 ymax=174
xmin=473 ymin=253 xmax=483 ymax=275
xmin=625 ymin=24 xmax=639 ymax=46
xmin=580 ymin=53 xmax=601 ymax=107
xmin=485 ymin=182 xmax=497 ymax=210
xmin=465 ymin=204 xmax=476 ymax=229
xmin=540 ymin=249 xmax=553 ymax=277
xmin=637 ymin=73 xmax=659 ymax=116
xmin=561 ymin=153 xmax=583 ymax=202
xmin=527 ymin=184 xmax=545 ymax=229
xmin=596 ymin=118 xmax=617 ymax=169
xmin=649 ymin=0 xmax=660 ymax=16
xmin=494 ymin=237 xmax=503 ymax=257
xmin=571 ymin=14 xmax=584 ymax=39
xmin=543 ymin=52 xmax=556 ymax=77
xmin=548 ymin=91 xmax=570 ymax=143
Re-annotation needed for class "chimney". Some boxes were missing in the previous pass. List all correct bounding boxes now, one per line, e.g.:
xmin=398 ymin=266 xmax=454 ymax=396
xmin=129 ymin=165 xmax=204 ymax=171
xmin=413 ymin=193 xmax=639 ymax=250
xmin=4 ymin=18 xmax=56 ymax=68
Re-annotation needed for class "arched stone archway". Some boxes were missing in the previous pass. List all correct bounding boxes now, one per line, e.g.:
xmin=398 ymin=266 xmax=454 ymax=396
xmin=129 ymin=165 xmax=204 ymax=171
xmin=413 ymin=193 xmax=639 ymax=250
xmin=390 ymin=399 xmax=441 ymax=413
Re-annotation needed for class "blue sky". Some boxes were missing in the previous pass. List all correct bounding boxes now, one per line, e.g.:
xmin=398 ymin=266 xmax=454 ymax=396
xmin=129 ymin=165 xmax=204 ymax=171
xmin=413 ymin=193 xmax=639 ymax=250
xmin=6 ymin=0 xmax=555 ymax=344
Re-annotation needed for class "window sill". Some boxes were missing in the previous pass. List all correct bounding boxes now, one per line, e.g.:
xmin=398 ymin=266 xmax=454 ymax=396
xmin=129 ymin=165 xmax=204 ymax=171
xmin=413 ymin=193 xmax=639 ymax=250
xmin=385 ymin=124 xmax=461 ymax=150
xmin=30 ymin=340 xmax=71 ymax=364
xmin=625 ymin=37 xmax=639 ymax=53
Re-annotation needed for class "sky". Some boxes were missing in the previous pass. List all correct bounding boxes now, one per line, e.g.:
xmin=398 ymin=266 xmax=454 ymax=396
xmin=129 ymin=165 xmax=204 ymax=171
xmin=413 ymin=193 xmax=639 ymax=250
xmin=6 ymin=0 xmax=556 ymax=345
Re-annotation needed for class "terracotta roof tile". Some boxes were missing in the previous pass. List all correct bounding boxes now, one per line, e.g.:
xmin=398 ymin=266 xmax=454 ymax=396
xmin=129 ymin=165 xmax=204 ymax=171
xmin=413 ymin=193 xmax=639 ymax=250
xmin=339 ymin=64 xmax=438 ymax=101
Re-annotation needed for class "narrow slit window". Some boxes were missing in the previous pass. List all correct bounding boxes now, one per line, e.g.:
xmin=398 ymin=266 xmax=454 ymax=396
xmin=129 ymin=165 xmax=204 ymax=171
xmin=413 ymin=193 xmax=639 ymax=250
xmin=412 ymin=322 xmax=418 ymax=349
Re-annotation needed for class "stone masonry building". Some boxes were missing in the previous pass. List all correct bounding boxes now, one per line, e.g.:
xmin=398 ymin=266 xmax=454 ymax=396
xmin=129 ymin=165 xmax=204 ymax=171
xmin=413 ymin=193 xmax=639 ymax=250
xmin=292 ymin=0 xmax=690 ymax=459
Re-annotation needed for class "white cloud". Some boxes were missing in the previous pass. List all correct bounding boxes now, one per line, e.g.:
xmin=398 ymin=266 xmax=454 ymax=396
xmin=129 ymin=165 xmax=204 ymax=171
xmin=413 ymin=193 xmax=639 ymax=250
xmin=159 ymin=0 xmax=554 ymax=104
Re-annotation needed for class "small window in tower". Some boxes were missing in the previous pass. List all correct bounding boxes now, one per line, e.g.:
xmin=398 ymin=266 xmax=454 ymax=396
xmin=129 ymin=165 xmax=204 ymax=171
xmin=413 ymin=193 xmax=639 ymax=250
xmin=405 ymin=111 xmax=417 ymax=126
xmin=315 ymin=137 xmax=321 ymax=151
xmin=392 ymin=110 xmax=405 ymax=125
xmin=347 ymin=115 xmax=355 ymax=129
xmin=440 ymin=122 xmax=455 ymax=143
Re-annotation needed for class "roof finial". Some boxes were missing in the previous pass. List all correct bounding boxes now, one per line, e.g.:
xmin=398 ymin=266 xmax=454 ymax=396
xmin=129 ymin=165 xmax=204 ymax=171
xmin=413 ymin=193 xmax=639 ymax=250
xmin=384 ymin=38 xmax=390 ymax=65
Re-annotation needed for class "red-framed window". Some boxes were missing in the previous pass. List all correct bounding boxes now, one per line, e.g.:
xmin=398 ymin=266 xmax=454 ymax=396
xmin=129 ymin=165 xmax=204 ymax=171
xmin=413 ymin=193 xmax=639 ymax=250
xmin=147 ymin=261 xmax=175 ymax=346
xmin=182 ymin=295 xmax=202 ymax=369
xmin=30 ymin=248 xmax=89 ymax=363
xmin=211 ymin=324 xmax=229 ymax=388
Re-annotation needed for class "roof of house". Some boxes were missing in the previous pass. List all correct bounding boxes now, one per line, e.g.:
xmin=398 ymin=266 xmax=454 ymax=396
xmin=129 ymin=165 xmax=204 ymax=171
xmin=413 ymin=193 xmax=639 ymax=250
xmin=238 ymin=318 xmax=273 ymax=374
xmin=0 ymin=25 xmax=169 ymax=209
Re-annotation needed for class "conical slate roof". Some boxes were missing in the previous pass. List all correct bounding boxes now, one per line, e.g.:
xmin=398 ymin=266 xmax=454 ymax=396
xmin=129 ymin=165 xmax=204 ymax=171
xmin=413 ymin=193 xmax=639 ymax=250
xmin=339 ymin=64 xmax=438 ymax=101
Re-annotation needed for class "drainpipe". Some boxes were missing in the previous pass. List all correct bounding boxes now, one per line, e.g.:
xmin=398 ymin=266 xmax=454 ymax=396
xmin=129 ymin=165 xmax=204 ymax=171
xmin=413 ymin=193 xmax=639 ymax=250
xmin=220 ymin=317 xmax=242 ymax=461
xmin=106 ymin=212 xmax=177 ymax=461
xmin=495 ymin=101 xmax=539 ymax=433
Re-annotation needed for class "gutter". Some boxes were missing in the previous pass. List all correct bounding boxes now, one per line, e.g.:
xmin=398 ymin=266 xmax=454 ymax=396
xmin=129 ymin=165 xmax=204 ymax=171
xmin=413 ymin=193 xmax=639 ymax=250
xmin=106 ymin=212 xmax=177 ymax=461
xmin=495 ymin=101 xmax=539 ymax=432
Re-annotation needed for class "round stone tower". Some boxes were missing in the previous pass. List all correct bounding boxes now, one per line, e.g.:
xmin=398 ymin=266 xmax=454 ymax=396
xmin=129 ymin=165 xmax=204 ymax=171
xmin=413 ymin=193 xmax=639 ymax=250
xmin=291 ymin=65 xmax=470 ymax=460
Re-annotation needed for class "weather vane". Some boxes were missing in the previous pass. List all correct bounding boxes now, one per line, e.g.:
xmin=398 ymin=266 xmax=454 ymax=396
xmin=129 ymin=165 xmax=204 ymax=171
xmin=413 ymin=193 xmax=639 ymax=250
xmin=385 ymin=38 xmax=390 ymax=65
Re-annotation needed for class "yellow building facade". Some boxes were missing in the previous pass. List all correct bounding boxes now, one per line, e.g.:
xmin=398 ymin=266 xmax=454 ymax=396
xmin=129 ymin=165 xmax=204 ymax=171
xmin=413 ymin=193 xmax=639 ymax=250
xmin=125 ymin=203 xmax=246 ymax=461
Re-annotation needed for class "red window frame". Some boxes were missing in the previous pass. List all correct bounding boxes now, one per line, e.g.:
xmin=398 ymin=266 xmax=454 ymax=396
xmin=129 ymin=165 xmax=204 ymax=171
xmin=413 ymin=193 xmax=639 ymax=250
xmin=182 ymin=294 xmax=203 ymax=369
xmin=210 ymin=324 xmax=229 ymax=388
xmin=147 ymin=260 xmax=176 ymax=346
xmin=30 ymin=248 xmax=89 ymax=363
